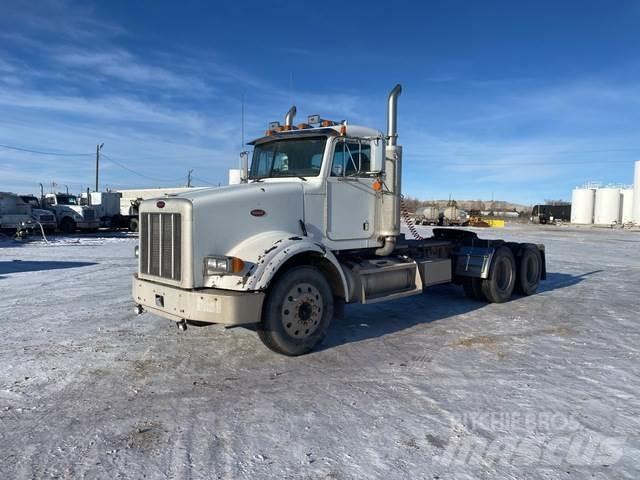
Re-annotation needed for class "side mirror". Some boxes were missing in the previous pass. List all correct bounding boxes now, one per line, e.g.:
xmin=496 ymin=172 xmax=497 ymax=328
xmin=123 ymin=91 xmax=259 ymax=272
xmin=370 ymin=138 xmax=385 ymax=173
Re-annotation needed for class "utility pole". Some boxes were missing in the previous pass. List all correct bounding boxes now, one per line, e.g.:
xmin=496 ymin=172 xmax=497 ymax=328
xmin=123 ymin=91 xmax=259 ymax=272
xmin=95 ymin=143 xmax=104 ymax=192
xmin=187 ymin=169 xmax=193 ymax=187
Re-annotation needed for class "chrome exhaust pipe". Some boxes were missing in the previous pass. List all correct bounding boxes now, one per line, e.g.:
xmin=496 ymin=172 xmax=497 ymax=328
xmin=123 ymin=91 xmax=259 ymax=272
xmin=387 ymin=84 xmax=402 ymax=146
xmin=284 ymin=106 xmax=297 ymax=127
xmin=376 ymin=84 xmax=403 ymax=256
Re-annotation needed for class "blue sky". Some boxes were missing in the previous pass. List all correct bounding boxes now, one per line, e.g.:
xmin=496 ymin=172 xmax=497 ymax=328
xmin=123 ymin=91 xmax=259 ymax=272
xmin=1 ymin=0 xmax=639 ymax=204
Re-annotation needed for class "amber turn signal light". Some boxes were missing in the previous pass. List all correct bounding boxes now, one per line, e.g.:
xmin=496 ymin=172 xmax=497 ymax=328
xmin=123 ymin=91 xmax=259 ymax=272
xmin=230 ymin=257 xmax=245 ymax=273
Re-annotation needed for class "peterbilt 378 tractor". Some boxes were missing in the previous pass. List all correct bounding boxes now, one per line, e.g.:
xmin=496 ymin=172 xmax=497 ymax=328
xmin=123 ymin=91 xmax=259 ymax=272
xmin=132 ymin=85 xmax=545 ymax=356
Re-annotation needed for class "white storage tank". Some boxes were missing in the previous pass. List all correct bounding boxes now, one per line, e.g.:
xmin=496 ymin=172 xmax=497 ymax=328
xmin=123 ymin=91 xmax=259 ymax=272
xmin=570 ymin=188 xmax=595 ymax=224
xmin=621 ymin=188 xmax=634 ymax=224
xmin=633 ymin=160 xmax=640 ymax=224
xmin=594 ymin=187 xmax=621 ymax=224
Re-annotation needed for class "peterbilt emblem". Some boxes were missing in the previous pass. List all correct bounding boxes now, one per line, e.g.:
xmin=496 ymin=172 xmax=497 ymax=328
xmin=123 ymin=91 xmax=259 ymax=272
xmin=156 ymin=201 xmax=165 ymax=208
xmin=250 ymin=209 xmax=266 ymax=217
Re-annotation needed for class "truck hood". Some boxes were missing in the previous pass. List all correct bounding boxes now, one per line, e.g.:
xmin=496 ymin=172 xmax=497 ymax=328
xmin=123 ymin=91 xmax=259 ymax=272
xmin=56 ymin=205 xmax=87 ymax=216
xmin=144 ymin=181 xmax=306 ymax=287
xmin=31 ymin=208 xmax=54 ymax=218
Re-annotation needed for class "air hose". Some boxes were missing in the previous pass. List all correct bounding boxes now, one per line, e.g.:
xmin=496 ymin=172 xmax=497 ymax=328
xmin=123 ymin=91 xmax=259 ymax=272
xmin=400 ymin=194 xmax=425 ymax=240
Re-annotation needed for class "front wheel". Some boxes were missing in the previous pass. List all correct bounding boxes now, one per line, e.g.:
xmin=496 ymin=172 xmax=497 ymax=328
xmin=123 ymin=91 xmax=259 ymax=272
xmin=60 ymin=217 xmax=76 ymax=234
xmin=128 ymin=217 xmax=139 ymax=232
xmin=257 ymin=266 xmax=334 ymax=356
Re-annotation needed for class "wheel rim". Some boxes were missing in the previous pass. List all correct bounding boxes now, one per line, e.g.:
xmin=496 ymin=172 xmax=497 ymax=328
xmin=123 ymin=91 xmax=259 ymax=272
xmin=281 ymin=283 xmax=323 ymax=339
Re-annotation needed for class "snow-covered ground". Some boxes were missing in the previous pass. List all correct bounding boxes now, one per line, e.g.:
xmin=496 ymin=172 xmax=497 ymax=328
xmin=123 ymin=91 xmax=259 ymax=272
xmin=1 ymin=225 xmax=639 ymax=479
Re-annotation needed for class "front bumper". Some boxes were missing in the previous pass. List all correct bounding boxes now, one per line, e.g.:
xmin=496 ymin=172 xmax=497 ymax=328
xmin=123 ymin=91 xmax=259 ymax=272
xmin=132 ymin=275 xmax=265 ymax=325
xmin=77 ymin=221 xmax=100 ymax=229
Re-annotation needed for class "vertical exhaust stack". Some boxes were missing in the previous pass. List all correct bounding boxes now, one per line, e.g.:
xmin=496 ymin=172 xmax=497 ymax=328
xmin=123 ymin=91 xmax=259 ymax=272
xmin=376 ymin=84 xmax=403 ymax=256
xmin=284 ymin=106 xmax=297 ymax=128
xmin=387 ymin=84 xmax=402 ymax=146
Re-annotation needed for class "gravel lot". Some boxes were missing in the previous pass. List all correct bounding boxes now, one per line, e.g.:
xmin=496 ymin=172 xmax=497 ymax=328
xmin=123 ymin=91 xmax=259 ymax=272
xmin=1 ymin=224 xmax=639 ymax=479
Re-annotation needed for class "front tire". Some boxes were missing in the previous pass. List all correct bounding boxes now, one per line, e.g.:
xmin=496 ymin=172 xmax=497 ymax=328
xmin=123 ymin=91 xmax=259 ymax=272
xmin=60 ymin=217 xmax=76 ymax=234
xmin=128 ymin=217 xmax=139 ymax=232
xmin=257 ymin=266 xmax=334 ymax=356
xmin=481 ymin=246 xmax=516 ymax=303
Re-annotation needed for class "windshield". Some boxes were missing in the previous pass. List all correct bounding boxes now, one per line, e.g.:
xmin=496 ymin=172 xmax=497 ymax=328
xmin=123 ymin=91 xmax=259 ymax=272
xmin=20 ymin=196 xmax=39 ymax=207
xmin=249 ymin=137 xmax=327 ymax=179
xmin=57 ymin=195 xmax=78 ymax=205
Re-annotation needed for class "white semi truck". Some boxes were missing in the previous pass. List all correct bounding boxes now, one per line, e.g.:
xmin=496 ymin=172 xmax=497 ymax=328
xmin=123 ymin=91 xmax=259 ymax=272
xmin=118 ymin=187 xmax=208 ymax=232
xmin=42 ymin=193 xmax=100 ymax=233
xmin=19 ymin=195 xmax=58 ymax=232
xmin=0 ymin=192 xmax=34 ymax=233
xmin=132 ymin=85 xmax=546 ymax=356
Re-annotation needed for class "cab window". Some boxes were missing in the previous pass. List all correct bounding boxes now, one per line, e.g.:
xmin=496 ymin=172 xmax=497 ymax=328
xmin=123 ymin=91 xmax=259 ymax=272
xmin=331 ymin=140 xmax=371 ymax=176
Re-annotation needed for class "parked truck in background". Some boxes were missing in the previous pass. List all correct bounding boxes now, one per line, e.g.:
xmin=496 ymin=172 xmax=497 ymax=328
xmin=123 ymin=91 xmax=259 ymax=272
xmin=80 ymin=191 xmax=128 ymax=230
xmin=117 ymin=187 xmax=207 ymax=232
xmin=42 ymin=193 xmax=99 ymax=233
xmin=441 ymin=205 xmax=469 ymax=226
xmin=415 ymin=205 xmax=439 ymax=225
xmin=19 ymin=195 xmax=57 ymax=233
xmin=132 ymin=85 xmax=546 ymax=356
xmin=0 ymin=192 xmax=34 ymax=234
xmin=531 ymin=204 xmax=571 ymax=224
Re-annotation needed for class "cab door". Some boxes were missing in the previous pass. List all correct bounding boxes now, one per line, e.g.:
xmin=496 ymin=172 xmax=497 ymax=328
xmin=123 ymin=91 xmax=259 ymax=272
xmin=326 ymin=138 xmax=377 ymax=241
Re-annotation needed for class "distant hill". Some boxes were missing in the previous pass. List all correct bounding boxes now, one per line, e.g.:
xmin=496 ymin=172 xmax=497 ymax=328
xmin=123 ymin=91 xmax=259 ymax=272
xmin=404 ymin=197 xmax=529 ymax=213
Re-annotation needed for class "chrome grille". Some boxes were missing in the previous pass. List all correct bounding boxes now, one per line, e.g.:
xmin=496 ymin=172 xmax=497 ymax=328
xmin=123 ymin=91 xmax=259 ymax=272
xmin=83 ymin=209 xmax=95 ymax=221
xmin=140 ymin=212 xmax=181 ymax=281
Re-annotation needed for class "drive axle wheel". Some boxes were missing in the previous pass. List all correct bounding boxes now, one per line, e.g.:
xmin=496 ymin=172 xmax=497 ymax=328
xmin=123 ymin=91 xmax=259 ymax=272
xmin=257 ymin=266 xmax=334 ymax=356
xmin=462 ymin=277 xmax=486 ymax=301
xmin=481 ymin=246 xmax=516 ymax=303
xmin=515 ymin=245 xmax=542 ymax=296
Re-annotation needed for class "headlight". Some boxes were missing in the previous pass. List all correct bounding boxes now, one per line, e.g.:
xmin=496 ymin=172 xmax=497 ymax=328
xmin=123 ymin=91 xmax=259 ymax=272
xmin=204 ymin=256 xmax=245 ymax=275
xmin=134 ymin=245 xmax=139 ymax=258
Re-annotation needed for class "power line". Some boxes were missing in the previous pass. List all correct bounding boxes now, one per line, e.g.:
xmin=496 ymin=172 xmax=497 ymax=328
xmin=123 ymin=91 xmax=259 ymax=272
xmin=412 ymin=157 xmax=634 ymax=167
xmin=410 ymin=147 xmax=640 ymax=159
xmin=101 ymin=153 xmax=218 ymax=186
xmin=100 ymin=153 xmax=179 ymax=183
xmin=0 ymin=143 xmax=93 ymax=156
xmin=0 ymin=141 xmax=220 ymax=186
xmin=192 ymin=176 xmax=218 ymax=186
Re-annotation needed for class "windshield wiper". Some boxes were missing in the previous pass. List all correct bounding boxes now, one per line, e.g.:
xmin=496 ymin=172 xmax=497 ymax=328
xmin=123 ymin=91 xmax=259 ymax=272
xmin=296 ymin=176 xmax=307 ymax=181
xmin=249 ymin=177 xmax=264 ymax=183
